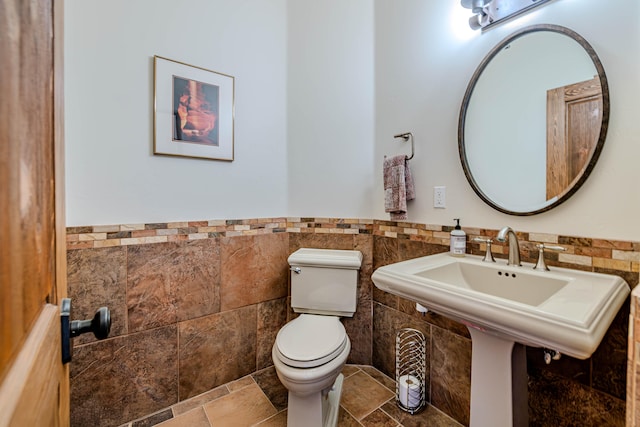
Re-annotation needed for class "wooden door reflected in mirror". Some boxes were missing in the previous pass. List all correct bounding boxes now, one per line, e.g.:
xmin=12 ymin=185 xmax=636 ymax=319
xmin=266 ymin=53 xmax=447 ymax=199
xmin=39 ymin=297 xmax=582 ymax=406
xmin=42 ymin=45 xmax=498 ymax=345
xmin=546 ymin=76 xmax=603 ymax=200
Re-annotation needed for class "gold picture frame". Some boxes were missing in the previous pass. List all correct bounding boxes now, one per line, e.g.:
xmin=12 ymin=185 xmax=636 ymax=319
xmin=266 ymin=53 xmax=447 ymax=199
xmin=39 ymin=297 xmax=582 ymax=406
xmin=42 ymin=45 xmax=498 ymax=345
xmin=153 ymin=55 xmax=235 ymax=161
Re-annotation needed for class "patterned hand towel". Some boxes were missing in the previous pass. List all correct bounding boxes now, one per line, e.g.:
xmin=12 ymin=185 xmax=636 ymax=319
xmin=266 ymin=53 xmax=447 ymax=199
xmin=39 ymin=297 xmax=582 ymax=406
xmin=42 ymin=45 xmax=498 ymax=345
xmin=384 ymin=155 xmax=415 ymax=220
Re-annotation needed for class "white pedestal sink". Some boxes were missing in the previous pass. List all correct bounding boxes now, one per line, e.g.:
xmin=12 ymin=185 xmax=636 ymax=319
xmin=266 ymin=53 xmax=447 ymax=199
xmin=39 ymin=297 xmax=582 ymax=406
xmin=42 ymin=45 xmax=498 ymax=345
xmin=371 ymin=253 xmax=629 ymax=427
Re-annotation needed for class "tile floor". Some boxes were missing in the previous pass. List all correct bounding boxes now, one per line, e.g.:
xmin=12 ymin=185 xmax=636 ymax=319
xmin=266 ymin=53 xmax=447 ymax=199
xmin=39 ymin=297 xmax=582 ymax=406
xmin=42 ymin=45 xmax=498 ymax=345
xmin=122 ymin=365 xmax=462 ymax=427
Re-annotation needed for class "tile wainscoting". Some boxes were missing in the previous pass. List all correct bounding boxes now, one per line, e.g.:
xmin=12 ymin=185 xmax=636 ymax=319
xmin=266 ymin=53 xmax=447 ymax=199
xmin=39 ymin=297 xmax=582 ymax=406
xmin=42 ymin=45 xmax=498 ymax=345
xmin=627 ymin=287 xmax=640 ymax=426
xmin=67 ymin=218 xmax=639 ymax=426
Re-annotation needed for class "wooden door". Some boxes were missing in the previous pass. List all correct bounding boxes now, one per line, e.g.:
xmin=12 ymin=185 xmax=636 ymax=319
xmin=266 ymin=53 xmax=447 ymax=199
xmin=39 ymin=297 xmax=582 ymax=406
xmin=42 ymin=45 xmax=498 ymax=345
xmin=0 ymin=0 xmax=68 ymax=425
xmin=546 ymin=76 xmax=603 ymax=200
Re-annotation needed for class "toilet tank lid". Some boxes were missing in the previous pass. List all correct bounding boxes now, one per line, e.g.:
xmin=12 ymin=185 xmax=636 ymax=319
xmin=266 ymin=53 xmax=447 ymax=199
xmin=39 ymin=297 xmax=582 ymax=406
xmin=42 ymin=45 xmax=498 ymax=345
xmin=288 ymin=248 xmax=362 ymax=269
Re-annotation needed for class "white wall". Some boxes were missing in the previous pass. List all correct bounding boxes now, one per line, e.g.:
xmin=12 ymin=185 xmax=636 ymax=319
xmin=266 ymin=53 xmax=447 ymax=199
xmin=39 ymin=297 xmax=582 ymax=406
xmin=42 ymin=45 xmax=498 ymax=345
xmin=66 ymin=0 xmax=375 ymax=225
xmin=65 ymin=0 xmax=288 ymax=225
xmin=286 ymin=0 xmax=375 ymax=218
xmin=373 ymin=0 xmax=640 ymax=241
xmin=66 ymin=0 xmax=640 ymax=241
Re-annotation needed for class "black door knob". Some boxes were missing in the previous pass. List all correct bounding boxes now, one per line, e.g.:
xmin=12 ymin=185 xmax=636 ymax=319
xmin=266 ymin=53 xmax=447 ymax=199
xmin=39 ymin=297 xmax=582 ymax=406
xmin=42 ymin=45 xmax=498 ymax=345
xmin=60 ymin=298 xmax=111 ymax=364
xmin=71 ymin=306 xmax=111 ymax=340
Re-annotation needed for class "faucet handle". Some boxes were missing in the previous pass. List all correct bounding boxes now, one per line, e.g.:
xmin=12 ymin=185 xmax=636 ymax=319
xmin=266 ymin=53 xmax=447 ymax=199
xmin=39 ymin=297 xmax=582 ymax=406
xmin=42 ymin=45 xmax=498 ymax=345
xmin=473 ymin=237 xmax=495 ymax=263
xmin=534 ymin=243 xmax=567 ymax=271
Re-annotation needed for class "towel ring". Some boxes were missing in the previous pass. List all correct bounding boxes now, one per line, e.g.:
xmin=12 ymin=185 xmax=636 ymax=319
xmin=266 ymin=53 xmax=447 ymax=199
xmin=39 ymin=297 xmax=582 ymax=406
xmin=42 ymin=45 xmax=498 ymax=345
xmin=393 ymin=132 xmax=414 ymax=160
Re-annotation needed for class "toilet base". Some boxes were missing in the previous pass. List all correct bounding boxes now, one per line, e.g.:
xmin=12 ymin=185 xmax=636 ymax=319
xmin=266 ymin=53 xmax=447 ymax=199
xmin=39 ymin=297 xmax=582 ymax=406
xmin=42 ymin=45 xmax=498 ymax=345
xmin=323 ymin=373 xmax=343 ymax=427
xmin=287 ymin=374 xmax=344 ymax=427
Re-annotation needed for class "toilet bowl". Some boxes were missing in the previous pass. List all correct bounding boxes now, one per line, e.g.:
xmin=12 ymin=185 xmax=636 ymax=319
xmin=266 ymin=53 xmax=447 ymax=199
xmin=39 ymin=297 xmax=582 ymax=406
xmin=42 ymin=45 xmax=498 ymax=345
xmin=272 ymin=314 xmax=350 ymax=427
xmin=272 ymin=248 xmax=362 ymax=427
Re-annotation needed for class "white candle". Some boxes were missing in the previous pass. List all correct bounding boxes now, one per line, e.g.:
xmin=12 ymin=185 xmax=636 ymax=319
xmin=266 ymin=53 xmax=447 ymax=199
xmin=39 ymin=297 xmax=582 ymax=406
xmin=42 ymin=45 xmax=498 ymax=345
xmin=398 ymin=374 xmax=421 ymax=408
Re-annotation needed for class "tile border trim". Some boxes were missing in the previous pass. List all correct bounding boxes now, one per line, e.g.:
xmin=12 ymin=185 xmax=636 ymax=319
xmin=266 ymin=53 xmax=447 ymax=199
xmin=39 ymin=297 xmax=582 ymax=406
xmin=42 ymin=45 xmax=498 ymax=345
xmin=67 ymin=218 xmax=640 ymax=273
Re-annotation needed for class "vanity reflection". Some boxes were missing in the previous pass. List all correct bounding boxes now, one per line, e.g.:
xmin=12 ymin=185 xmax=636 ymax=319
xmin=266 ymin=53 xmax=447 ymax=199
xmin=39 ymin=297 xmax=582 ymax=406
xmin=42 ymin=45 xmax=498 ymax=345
xmin=459 ymin=24 xmax=609 ymax=215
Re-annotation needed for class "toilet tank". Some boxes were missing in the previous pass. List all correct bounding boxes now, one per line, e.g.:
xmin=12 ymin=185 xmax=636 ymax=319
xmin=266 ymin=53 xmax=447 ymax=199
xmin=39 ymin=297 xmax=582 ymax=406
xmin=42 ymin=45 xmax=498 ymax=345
xmin=288 ymin=248 xmax=363 ymax=317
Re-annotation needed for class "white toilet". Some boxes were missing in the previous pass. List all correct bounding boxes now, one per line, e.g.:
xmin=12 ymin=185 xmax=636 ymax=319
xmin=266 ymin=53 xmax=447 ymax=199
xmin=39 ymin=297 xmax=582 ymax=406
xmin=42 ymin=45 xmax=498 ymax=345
xmin=272 ymin=248 xmax=362 ymax=427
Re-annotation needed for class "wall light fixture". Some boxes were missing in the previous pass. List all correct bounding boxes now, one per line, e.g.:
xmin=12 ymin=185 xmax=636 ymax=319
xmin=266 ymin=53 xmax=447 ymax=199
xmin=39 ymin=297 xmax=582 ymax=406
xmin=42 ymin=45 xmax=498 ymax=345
xmin=462 ymin=0 xmax=555 ymax=31
xmin=461 ymin=0 xmax=493 ymax=30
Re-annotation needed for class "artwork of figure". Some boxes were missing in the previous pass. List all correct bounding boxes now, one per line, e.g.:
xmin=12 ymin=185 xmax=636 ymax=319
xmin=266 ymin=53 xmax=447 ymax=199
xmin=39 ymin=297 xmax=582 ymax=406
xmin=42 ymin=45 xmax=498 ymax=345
xmin=173 ymin=76 xmax=220 ymax=146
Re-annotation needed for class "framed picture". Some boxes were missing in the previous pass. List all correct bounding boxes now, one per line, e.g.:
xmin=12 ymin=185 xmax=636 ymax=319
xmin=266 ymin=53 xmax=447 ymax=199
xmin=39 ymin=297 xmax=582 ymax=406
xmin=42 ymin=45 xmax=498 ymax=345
xmin=154 ymin=55 xmax=235 ymax=161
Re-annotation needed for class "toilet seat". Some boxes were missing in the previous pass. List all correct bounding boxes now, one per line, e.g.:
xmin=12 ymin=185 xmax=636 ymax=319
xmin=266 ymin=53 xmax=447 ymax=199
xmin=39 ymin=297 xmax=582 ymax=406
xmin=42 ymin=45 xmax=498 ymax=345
xmin=275 ymin=314 xmax=348 ymax=368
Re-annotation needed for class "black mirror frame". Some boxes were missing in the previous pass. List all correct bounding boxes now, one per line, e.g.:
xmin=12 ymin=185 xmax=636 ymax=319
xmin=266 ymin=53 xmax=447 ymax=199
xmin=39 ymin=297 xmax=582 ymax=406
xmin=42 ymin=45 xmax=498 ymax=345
xmin=458 ymin=24 xmax=610 ymax=216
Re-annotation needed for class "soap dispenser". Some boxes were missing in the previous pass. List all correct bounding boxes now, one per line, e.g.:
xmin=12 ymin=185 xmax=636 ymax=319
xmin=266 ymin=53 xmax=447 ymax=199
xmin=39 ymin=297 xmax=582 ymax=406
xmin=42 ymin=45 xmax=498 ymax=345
xmin=450 ymin=218 xmax=466 ymax=257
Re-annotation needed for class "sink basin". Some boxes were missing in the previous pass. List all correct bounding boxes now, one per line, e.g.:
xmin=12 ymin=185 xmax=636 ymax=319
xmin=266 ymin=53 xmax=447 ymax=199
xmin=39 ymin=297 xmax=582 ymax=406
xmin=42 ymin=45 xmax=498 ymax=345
xmin=415 ymin=261 xmax=569 ymax=306
xmin=372 ymin=252 xmax=629 ymax=426
xmin=372 ymin=252 xmax=629 ymax=359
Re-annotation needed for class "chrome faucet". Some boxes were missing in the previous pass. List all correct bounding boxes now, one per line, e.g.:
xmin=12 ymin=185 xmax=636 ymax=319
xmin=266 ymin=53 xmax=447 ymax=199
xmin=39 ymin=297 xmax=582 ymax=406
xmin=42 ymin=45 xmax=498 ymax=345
xmin=496 ymin=226 xmax=522 ymax=266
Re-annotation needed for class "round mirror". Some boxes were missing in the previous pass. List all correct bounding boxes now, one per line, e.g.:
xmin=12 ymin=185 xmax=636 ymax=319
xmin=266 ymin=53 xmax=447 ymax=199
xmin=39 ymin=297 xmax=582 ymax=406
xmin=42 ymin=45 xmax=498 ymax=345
xmin=459 ymin=24 xmax=609 ymax=215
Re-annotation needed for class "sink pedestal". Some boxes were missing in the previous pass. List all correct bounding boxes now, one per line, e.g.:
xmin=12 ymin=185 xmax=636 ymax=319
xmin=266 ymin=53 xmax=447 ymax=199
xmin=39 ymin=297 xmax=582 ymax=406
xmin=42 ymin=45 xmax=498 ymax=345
xmin=467 ymin=328 xmax=528 ymax=427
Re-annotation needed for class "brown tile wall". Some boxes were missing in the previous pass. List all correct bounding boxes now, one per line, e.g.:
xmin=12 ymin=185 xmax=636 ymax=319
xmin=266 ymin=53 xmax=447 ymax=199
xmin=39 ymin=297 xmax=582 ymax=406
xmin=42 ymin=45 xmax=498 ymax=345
xmin=627 ymin=287 xmax=640 ymax=426
xmin=67 ymin=220 xmax=293 ymax=427
xmin=67 ymin=218 xmax=640 ymax=426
